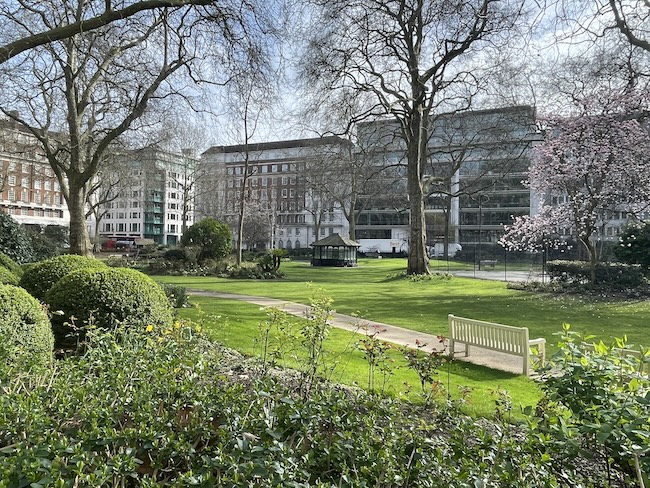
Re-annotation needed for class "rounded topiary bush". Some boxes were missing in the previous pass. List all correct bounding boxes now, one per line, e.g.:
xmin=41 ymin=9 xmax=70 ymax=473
xmin=0 ymin=251 xmax=23 ymax=277
xmin=0 ymin=284 xmax=54 ymax=366
xmin=0 ymin=265 xmax=19 ymax=285
xmin=19 ymin=254 xmax=107 ymax=301
xmin=46 ymin=267 xmax=174 ymax=347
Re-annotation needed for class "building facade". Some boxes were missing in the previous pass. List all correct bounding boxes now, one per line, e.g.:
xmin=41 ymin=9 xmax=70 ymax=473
xmin=355 ymin=106 xmax=540 ymax=255
xmin=199 ymin=137 xmax=351 ymax=250
xmin=0 ymin=117 xmax=69 ymax=227
xmin=87 ymin=147 xmax=197 ymax=247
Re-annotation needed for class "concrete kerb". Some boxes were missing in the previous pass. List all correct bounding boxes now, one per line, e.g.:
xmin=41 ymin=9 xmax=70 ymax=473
xmin=187 ymin=289 xmax=528 ymax=376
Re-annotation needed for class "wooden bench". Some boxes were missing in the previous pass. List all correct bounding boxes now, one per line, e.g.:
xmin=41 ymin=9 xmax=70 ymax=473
xmin=448 ymin=314 xmax=546 ymax=375
xmin=479 ymin=259 xmax=497 ymax=268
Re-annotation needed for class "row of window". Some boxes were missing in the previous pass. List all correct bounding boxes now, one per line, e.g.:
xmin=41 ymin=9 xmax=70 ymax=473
xmin=4 ymin=206 xmax=64 ymax=218
xmin=4 ymin=189 xmax=63 ymax=205
xmin=5 ymin=175 xmax=59 ymax=191
xmin=227 ymin=162 xmax=302 ymax=175
xmin=2 ymin=162 xmax=54 ymax=177
xmin=228 ymin=176 xmax=298 ymax=188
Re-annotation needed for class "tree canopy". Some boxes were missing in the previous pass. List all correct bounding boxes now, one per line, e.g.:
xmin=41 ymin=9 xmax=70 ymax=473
xmin=500 ymin=90 xmax=650 ymax=282
xmin=181 ymin=217 xmax=232 ymax=261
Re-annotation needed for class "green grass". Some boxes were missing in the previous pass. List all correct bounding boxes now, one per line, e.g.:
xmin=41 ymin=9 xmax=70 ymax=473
xmin=159 ymin=258 xmax=650 ymax=417
xmin=160 ymin=258 xmax=650 ymax=348
xmin=177 ymin=296 xmax=537 ymax=418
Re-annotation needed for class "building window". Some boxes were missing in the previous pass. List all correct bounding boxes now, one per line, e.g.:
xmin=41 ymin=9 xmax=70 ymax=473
xmin=282 ymin=189 xmax=287 ymax=198
xmin=8 ymin=189 xmax=15 ymax=201
xmin=44 ymin=180 xmax=51 ymax=190
xmin=34 ymin=180 xmax=41 ymax=189
xmin=130 ymin=223 xmax=140 ymax=232
xmin=8 ymin=175 xmax=16 ymax=185
xmin=320 ymin=228 xmax=325 ymax=236
xmin=21 ymin=177 xmax=28 ymax=187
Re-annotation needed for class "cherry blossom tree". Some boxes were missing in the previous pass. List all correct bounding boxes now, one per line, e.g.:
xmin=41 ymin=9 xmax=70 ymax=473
xmin=500 ymin=90 xmax=650 ymax=284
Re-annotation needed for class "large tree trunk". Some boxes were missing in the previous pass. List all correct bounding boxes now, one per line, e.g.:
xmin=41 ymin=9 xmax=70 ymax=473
xmin=406 ymin=107 xmax=430 ymax=275
xmin=68 ymin=186 xmax=92 ymax=256
xmin=407 ymin=166 xmax=429 ymax=274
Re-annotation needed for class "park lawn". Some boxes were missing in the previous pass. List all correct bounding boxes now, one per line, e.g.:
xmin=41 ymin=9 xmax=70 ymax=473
xmin=177 ymin=296 xmax=539 ymax=418
xmin=158 ymin=258 xmax=650 ymax=349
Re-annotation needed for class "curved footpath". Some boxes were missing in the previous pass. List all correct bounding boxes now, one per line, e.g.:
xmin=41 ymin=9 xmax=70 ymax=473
xmin=188 ymin=289 xmax=530 ymax=376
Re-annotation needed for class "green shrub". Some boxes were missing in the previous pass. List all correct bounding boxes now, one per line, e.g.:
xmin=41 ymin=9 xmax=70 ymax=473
xmin=159 ymin=283 xmax=189 ymax=308
xmin=0 ymin=251 xmax=23 ymax=277
xmin=0 ymin=283 xmax=53 ymax=367
xmin=0 ymin=323 xmax=623 ymax=486
xmin=0 ymin=266 xmax=18 ymax=285
xmin=534 ymin=324 xmax=650 ymax=486
xmin=46 ymin=267 xmax=174 ymax=347
xmin=163 ymin=247 xmax=187 ymax=261
xmin=547 ymin=259 xmax=646 ymax=288
xmin=0 ymin=210 xmax=35 ymax=263
xmin=181 ymin=218 xmax=232 ymax=262
xmin=19 ymin=254 xmax=107 ymax=300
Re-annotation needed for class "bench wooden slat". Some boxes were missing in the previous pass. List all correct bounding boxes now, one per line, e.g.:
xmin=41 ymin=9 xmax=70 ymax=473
xmin=449 ymin=314 xmax=546 ymax=375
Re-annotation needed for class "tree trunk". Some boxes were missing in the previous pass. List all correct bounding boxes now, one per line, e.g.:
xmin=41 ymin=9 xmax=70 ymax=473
xmin=580 ymin=236 xmax=598 ymax=285
xmin=237 ymin=198 xmax=245 ymax=265
xmin=407 ymin=168 xmax=429 ymax=274
xmin=68 ymin=186 xmax=92 ymax=256
xmin=406 ymin=107 xmax=430 ymax=275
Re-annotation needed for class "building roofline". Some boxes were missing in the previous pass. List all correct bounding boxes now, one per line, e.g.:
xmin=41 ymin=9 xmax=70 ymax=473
xmin=202 ymin=135 xmax=350 ymax=156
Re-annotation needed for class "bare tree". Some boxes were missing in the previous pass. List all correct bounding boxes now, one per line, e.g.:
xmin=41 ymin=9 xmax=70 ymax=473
xmin=156 ymin=116 xmax=214 ymax=234
xmin=423 ymin=106 xmax=537 ymax=257
xmin=0 ymin=0 xmax=219 ymax=64
xmin=0 ymin=0 xmax=271 ymax=255
xmin=302 ymin=0 xmax=526 ymax=274
xmin=225 ymin=63 xmax=277 ymax=264
xmin=85 ymin=152 xmax=132 ymax=250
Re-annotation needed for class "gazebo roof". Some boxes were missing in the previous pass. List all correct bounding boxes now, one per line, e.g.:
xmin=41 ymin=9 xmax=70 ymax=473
xmin=311 ymin=233 xmax=361 ymax=248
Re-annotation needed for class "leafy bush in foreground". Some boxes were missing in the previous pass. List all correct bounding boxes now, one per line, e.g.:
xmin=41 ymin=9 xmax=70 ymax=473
xmin=46 ymin=267 xmax=173 ymax=347
xmin=19 ymin=254 xmax=107 ymax=300
xmin=0 ymin=283 xmax=53 ymax=367
xmin=0 ymin=323 xmax=630 ymax=487
xmin=533 ymin=324 xmax=650 ymax=487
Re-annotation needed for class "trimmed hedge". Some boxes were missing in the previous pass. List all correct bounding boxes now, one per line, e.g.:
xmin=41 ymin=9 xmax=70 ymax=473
xmin=19 ymin=254 xmax=107 ymax=301
xmin=46 ymin=267 xmax=174 ymax=347
xmin=0 ymin=251 xmax=23 ymax=277
xmin=547 ymin=260 xmax=646 ymax=288
xmin=0 ymin=283 xmax=54 ymax=366
xmin=0 ymin=266 xmax=18 ymax=285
